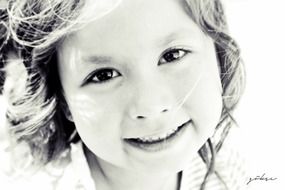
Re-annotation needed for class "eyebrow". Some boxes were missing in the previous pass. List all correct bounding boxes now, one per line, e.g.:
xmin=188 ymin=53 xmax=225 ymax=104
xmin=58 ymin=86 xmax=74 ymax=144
xmin=81 ymin=28 xmax=194 ymax=65
xmin=158 ymin=29 xmax=194 ymax=47
xmin=159 ymin=33 xmax=180 ymax=47
xmin=82 ymin=55 xmax=113 ymax=65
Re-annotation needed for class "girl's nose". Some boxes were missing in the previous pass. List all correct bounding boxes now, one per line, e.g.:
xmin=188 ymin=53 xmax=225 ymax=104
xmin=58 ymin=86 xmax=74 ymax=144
xmin=127 ymin=78 xmax=175 ymax=120
xmin=133 ymin=106 xmax=170 ymax=120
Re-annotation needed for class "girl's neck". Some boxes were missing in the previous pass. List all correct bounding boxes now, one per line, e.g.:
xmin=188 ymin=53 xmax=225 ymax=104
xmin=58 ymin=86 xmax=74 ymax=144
xmin=84 ymin=147 xmax=182 ymax=190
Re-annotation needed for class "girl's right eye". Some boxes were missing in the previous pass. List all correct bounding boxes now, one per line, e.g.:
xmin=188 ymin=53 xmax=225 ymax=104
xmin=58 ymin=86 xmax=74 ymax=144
xmin=86 ymin=68 xmax=121 ymax=84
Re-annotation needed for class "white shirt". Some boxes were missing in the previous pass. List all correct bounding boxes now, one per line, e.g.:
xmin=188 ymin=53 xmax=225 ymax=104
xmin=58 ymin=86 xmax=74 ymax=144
xmin=0 ymin=129 xmax=248 ymax=190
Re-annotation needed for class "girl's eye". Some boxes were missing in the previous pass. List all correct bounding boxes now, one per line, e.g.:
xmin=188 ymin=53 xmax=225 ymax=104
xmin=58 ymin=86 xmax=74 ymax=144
xmin=159 ymin=48 xmax=190 ymax=64
xmin=87 ymin=68 xmax=121 ymax=84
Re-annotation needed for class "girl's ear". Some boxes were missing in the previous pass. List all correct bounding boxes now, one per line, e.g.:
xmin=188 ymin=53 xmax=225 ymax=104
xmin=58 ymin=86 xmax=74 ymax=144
xmin=61 ymin=101 xmax=74 ymax=122
xmin=65 ymin=109 xmax=74 ymax=122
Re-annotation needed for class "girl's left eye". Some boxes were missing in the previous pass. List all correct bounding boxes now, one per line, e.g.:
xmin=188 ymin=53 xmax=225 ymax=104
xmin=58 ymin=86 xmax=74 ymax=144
xmin=85 ymin=68 xmax=121 ymax=84
xmin=159 ymin=48 xmax=190 ymax=64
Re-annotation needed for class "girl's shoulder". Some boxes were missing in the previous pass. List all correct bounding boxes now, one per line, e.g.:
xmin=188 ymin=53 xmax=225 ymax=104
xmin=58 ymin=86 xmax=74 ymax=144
xmin=181 ymin=127 xmax=249 ymax=190
xmin=213 ymin=126 xmax=249 ymax=189
xmin=0 ymin=141 xmax=95 ymax=190
xmin=1 ymin=127 xmax=248 ymax=190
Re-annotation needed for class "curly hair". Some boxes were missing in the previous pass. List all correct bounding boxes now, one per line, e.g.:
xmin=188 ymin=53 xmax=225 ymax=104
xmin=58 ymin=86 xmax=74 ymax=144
xmin=1 ymin=0 xmax=245 ymax=189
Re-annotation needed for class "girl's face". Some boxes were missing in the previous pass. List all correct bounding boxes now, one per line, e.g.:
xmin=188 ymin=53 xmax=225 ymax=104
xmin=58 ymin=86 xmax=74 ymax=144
xmin=58 ymin=0 xmax=222 ymax=173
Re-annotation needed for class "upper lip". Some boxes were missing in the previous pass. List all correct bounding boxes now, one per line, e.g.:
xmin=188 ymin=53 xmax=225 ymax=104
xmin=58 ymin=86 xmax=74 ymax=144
xmin=123 ymin=119 xmax=192 ymax=139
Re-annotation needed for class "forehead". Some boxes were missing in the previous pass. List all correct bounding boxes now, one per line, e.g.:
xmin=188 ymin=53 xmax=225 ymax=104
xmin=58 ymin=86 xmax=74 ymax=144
xmin=61 ymin=0 xmax=202 ymax=57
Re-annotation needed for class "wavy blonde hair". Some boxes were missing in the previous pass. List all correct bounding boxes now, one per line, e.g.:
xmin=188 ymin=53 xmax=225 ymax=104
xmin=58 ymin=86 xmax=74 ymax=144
xmin=1 ymin=0 xmax=245 ymax=189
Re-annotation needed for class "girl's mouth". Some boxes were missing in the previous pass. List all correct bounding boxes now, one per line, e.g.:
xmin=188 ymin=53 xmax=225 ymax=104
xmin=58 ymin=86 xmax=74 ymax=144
xmin=124 ymin=119 xmax=192 ymax=152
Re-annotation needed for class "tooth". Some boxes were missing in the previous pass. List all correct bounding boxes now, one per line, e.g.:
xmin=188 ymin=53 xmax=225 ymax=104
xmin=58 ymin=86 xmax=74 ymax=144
xmin=140 ymin=137 xmax=148 ymax=142
xmin=160 ymin=134 xmax=165 ymax=139
xmin=159 ymin=135 xmax=164 ymax=140
xmin=147 ymin=137 xmax=154 ymax=141
xmin=152 ymin=136 xmax=159 ymax=141
xmin=162 ymin=133 xmax=168 ymax=139
xmin=158 ymin=134 xmax=164 ymax=140
xmin=148 ymin=138 xmax=155 ymax=142
xmin=137 ymin=128 xmax=178 ymax=143
xmin=143 ymin=137 xmax=149 ymax=142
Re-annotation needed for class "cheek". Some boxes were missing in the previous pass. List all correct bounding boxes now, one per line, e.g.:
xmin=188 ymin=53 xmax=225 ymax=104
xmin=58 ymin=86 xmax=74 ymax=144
xmin=67 ymin=90 xmax=125 ymax=129
xmin=180 ymin=52 xmax=223 ymax=141
xmin=65 ymin=91 xmax=130 ymax=163
xmin=66 ymin=89 xmax=125 ymax=134
xmin=185 ymin=69 xmax=223 ymax=139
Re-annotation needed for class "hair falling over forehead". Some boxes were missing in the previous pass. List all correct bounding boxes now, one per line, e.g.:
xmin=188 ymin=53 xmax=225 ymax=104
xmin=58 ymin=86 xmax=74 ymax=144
xmin=0 ymin=0 xmax=245 ymax=189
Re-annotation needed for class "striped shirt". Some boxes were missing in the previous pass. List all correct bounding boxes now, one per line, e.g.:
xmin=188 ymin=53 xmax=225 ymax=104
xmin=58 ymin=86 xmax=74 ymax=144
xmin=0 ymin=129 xmax=248 ymax=190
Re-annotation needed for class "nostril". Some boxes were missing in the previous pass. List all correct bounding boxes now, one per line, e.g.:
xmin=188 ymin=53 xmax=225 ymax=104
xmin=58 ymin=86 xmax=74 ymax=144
xmin=162 ymin=109 xmax=168 ymax=113
xmin=135 ymin=109 xmax=169 ymax=119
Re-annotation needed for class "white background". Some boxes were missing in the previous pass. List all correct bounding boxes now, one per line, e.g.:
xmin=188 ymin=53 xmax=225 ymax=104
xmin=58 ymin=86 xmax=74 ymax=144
xmin=1 ymin=0 xmax=285 ymax=189
xmin=225 ymin=0 xmax=285 ymax=189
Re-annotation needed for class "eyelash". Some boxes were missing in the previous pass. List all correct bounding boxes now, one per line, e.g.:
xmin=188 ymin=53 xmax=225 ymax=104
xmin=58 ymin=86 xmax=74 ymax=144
xmin=159 ymin=47 xmax=191 ymax=65
xmin=85 ymin=68 xmax=121 ymax=84
xmin=84 ymin=47 xmax=191 ymax=85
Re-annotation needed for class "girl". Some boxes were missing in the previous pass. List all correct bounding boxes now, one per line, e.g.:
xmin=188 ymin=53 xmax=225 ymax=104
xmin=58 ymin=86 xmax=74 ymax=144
xmin=0 ymin=0 xmax=247 ymax=189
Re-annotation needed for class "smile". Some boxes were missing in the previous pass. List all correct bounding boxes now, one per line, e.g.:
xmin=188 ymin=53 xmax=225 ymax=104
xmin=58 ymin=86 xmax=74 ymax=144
xmin=134 ymin=126 xmax=181 ymax=143
xmin=124 ymin=119 xmax=192 ymax=151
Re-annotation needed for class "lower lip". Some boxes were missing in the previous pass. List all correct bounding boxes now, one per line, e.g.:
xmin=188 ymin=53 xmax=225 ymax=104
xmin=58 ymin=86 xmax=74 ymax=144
xmin=124 ymin=120 xmax=192 ymax=152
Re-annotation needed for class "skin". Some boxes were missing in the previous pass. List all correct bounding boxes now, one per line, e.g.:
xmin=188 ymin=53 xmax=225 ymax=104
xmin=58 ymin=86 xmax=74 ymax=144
xmin=58 ymin=0 xmax=223 ymax=189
